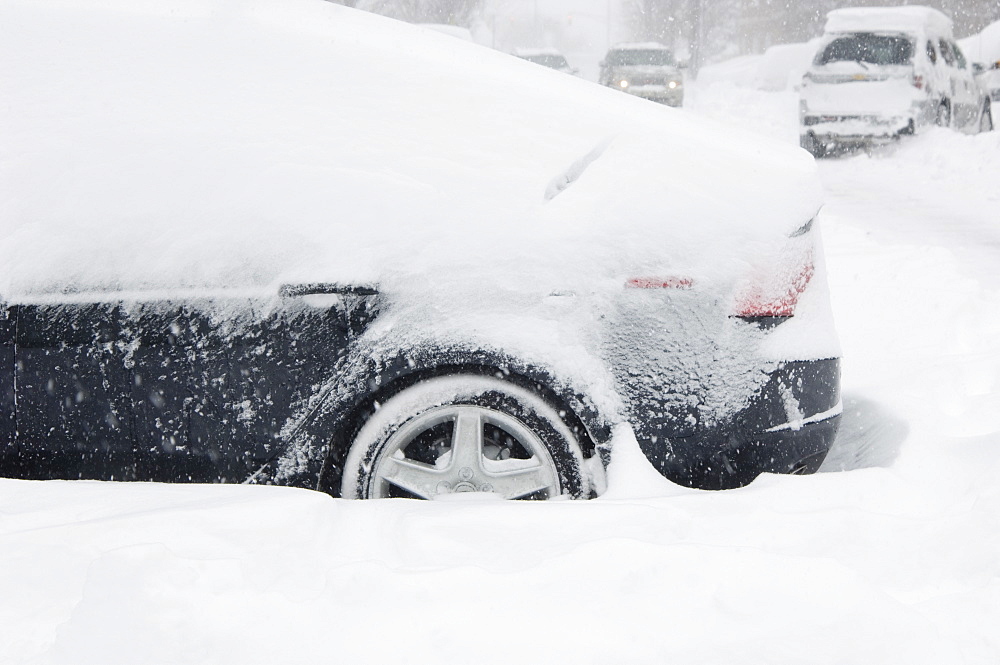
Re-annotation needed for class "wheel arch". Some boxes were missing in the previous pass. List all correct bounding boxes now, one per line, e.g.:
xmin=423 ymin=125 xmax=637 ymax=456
xmin=936 ymin=97 xmax=952 ymax=126
xmin=262 ymin=346 xmax=615 ymax=496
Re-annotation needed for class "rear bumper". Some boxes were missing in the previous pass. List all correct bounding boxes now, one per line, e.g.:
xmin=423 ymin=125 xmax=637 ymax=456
xmin=633 ymin=358 xmax=841 ymax=490
xmin=607 ymin=83 xmax=683 ymax=106
xmin=800 ymin=115 xmax=914 ymax=143
xmin=800 ymin=97 xmax=939 ymax=145
xmin=628 ymin=87 xmax=683 ymax=106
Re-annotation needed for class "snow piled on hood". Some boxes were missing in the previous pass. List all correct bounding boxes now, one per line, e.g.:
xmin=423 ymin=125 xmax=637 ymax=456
xmin=0 ymin=0 xmax=821 ymax=299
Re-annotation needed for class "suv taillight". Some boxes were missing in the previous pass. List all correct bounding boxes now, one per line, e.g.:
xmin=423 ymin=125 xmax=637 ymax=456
xmin=912 ymin=74 xmax=924 ymax=89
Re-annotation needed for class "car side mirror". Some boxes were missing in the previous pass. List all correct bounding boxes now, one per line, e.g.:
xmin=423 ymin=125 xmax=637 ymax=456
xmin=677 ymin=60 xmax=689 ymax=70
xmin=973 ymin=62 xmax=985 ymax=75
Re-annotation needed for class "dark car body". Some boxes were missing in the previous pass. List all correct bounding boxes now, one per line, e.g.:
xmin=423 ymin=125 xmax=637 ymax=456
xmin=0 ymin=286 xmax=840 ymax=494
xmin=0 ymin=291 xmax=378 ymax=487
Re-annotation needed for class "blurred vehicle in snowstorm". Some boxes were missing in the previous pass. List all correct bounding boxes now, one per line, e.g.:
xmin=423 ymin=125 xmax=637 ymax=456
xmin=800 ymin=6 xmax=992 ymax=157
xmin=599 ymin=43 xmax=684 ymax=106
xmin=416 ymin=23 xmax=474 ymax=42
xmin=960 ymin=17 xmax=1000 ymax=124
xmin=972 ymin=60 xmax=999 ymax=127
xmin=514 ymin=48 xmax=578 ymax=75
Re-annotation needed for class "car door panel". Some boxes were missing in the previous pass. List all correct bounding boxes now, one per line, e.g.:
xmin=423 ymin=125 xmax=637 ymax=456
xmin=13 ymin=303 xmax=134 ymax=480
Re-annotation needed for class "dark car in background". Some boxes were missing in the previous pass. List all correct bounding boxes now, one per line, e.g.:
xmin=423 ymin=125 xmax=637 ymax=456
xmin=1 ymin=0 xmax=840 ymax=500
xmin=599 ymin=42 xmax=685 ymax=106
xmin=515 ymin=48 xmax=578 ymax=75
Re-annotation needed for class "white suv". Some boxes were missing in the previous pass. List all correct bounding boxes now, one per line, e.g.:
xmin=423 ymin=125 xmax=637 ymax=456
xmin=800 ymin=6 xmax=990 ymax=156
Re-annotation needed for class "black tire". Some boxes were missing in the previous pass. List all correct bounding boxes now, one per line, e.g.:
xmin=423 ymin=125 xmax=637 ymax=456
xmin=982 ymin=101 xmax=994 ymax=133
xmin=800 ymin=132 xmax=826 ymax=158
xmin=935 ymin=101 xmax=951 ymax=128
xmin=341 ymin=375 xmax=589 ymax=500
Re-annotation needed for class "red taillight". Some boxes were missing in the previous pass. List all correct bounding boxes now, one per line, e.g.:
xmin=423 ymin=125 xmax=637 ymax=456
xmin=625 ymin=220 xmax=816 ymax=319
xmin=912 ymin=74 xmax=924 ymax=89
xmin=625 ymin=276 xmax=693 ymax=289
xmin=733 ymin=251 xmax=814 ymax=318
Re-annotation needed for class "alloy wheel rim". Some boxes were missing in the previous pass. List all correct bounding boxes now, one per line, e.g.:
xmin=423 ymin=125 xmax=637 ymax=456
xmin=369 ymin=405 xmax=560 ymax=500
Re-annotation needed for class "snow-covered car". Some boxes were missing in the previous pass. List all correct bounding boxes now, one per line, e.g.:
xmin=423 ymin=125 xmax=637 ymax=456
xmin=960 ymin=17 xmax=1000 ymax=117
xmin=0 ymin=0 xmax=840 ymax=499
xmin=972 ymin=61 xmax=1000 ymax=126
xmin=515 ymin=48 xmax=578 ymax=75
xmin=417 ymin=23 xmax=475 ymax=43
xmin=599 ymin=43 xmax=684 ymax=106
xmin=800 ymin=6 xmax=991 ymax=156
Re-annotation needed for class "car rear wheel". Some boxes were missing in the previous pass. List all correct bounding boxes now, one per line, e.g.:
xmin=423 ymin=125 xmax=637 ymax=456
xmin=341 ymin=375 xmax=589 ymax=500
xmin=935 ymin=101 xmax=951 ymax=128
xmin=800 ymin=132 xmax=826 ymax=158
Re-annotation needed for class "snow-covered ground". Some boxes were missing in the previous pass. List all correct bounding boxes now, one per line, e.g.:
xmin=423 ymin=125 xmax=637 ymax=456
xmin=3 ymin=38 xmax=1000 ymax=665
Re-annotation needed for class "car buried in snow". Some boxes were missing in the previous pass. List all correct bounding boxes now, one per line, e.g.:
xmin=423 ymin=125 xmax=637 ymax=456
xmin=972 ymin=60 xmax=1000 ymax=124
xmin=0 ymin=0 xmax=841 ymax=500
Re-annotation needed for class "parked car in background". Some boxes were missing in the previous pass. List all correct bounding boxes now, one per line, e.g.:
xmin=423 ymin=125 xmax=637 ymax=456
xmin=416 ymin=23 xmax=475 ymax=42
xmin=960 ymin=17 xmax=1000 ymax=121
xmin=971 ymin=61 xmax=999 ymax=129
xmin=514 ymin=48 xmax=578 ymax=75
xmin=599 ymin=43 xmax=684 ymax=106
xmin=1 ymin=0 xmax=840 ymax=499
xmin=800 ymin=6 xmax=991 ymax=157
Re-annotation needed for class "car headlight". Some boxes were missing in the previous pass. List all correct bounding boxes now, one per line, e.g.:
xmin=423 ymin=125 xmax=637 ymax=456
xmin=668 ymin=80 xmax=680 ymax=89
xmin=618 ymin=79 xmax=629 ymax=89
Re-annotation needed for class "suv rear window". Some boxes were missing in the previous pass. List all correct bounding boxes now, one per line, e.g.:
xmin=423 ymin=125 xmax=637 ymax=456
xmin=817 ymin=34 xmax=914 ymax=66
xmin=606 ymin=49 xmax=675 ymax=67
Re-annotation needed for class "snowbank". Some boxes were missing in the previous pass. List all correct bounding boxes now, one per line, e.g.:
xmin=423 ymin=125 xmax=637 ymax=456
xmin=416 ymin=23 xmax=476 ymax=42
xmin=756 ymin=40 xmax=821 ymax=91
xmin=698 ymin=40 xmax=819 ymax=93
xmin=959 ymin=19 xmax=1000 ymax=63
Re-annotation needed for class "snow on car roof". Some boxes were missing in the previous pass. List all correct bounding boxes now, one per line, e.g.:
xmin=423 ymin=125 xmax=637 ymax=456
xmin=609 ymin=42 xmax=672 ymax=51
xmin=416 ymin=23 xmax=474 ymax=42
xmin=824 ymin=6 xmax=953 ymax=37
xmin=514 ymin=47 xmax=565 ymax=57
xmin=0 ymin=0 xmax=821 ymax=299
